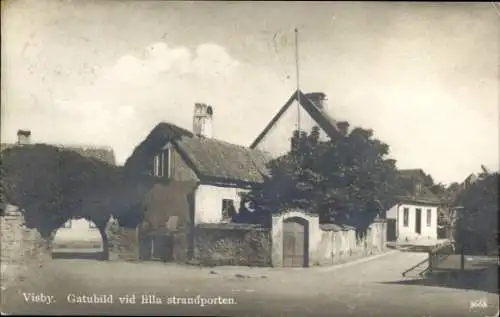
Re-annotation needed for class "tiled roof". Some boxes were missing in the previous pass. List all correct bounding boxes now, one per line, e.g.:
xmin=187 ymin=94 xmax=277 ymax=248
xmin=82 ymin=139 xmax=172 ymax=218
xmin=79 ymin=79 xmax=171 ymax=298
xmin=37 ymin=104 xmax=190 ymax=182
xmin=174 ymin=136 xmax=272 ymax=184
xmin=397 ymin=169 xmax=427 ymax=180
xmin=124 ymin=122 xmax=194 ymax=175
xmin=250 ymin=89 xmax=343 ymax=149
xmin=395 ymin=172 xmax=442 ymax=205
xmin=1 ymin=143 xmax=116 ymax=165
xmin=125 ymin=122 xmax=272 ymax=184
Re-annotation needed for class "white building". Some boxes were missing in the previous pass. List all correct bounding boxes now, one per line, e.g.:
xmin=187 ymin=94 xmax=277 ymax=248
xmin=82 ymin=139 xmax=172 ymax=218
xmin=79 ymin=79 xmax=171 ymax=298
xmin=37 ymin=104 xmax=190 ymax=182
xmin=385 ymin=169 xmax=441 ymax=241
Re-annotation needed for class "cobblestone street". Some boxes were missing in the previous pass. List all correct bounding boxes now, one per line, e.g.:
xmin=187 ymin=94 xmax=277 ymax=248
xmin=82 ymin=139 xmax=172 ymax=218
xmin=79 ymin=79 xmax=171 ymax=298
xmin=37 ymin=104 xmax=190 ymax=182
xmin=2 ymin=251 xmax=498 ymax=316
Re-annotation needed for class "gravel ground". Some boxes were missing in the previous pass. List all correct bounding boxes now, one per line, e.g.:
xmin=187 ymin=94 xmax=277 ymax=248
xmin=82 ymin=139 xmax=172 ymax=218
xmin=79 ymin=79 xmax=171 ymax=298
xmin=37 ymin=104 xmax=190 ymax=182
xmin=1 ymin=251 xmax=498 ymax=317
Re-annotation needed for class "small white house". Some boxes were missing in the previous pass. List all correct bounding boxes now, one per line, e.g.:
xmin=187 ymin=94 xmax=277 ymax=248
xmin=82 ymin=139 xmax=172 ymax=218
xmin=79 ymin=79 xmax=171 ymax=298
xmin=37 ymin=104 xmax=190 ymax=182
xmin=385 ymin=169 xmax=441 ymax=241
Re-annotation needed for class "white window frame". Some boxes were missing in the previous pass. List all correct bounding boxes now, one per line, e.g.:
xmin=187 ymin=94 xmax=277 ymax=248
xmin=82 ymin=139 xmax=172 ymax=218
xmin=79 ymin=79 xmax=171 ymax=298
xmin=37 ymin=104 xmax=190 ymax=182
xmin=153 ymin=147 xmax=171 ymax=178
xmin=426 ymin=209 xmax=432 ymax=227
xmin=403 ymin=208 xmax=409 ymax=227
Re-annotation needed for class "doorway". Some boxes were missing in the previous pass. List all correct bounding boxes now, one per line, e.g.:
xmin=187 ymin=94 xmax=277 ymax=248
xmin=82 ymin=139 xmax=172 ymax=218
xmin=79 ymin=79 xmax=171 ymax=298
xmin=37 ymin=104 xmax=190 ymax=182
xmin=283 ymin=217 xmax=309 ymax=267
xmin=415 ymin=208 xmax=422 ymax=235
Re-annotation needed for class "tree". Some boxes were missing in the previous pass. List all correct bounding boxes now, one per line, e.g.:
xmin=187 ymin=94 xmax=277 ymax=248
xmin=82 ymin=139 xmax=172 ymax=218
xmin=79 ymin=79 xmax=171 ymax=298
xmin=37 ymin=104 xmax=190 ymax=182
xmin=1 ymin=144 xmax=154 ymax=259
xmin=243 ymin=124 xmax=401 ymax=235
xmin=454 ymin=170 xmax=499 ymax=255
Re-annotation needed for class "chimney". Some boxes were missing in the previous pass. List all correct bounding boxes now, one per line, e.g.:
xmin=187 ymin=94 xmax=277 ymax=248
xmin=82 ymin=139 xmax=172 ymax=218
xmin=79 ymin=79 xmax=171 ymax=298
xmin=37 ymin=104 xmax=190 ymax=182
xmin=17 ymin=129 xmax=31 ymax=145
xmin=305 ymin=92 xmax=328 ymax=110
xmin=336 ymin=121 xmax=349 ymax=136
xmin=192 ymin=103 xmax=213 ymax=138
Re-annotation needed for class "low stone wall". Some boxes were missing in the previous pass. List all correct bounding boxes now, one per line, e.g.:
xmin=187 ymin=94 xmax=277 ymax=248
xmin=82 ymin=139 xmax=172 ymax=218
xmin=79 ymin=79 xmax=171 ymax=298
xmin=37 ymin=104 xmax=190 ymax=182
xmin=1 ymin=206 xmax=49 ymax=288
xmin=193 ymin=224 xmax=272 ymax=267
xmin=314 ymin=220 xmax=387 ymax=266
xmin=271 ymin=210 xmax=387 ymax=267
xmin=106 ymin=222 xmax=139 ymax=261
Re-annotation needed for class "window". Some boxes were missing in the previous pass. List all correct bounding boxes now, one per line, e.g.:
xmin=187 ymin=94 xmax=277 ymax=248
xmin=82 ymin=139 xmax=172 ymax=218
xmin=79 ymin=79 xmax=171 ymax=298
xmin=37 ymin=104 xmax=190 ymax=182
xmin=403 ymin=208 xmax=409 ymax=227
xmin=427 ymin=209 xmax=432 ymax=227
xmin=62 ymin=220 xmax=72 ymax=229
xmin=153 ymin=148 xmax=171 ymax=178
xmin=221 ymin=199 xmax=235 ymax=222
xmin=416 ymin=183 xmax=422 ymax=193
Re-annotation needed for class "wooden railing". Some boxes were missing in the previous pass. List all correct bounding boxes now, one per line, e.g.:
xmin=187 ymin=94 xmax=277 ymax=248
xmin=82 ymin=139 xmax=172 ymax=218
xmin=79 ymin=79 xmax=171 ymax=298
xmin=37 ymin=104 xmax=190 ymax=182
xmin=401 ymin=257 xmax=429 ymax=277
xmin=401 ymin=241 xmax=454 ymax=277
xmin=428 ymin=242 xmax=454 ymax=273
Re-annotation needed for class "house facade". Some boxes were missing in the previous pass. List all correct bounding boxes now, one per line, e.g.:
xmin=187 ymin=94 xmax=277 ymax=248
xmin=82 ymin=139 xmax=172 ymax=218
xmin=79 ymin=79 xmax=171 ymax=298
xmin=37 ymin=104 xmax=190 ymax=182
xmin=124 ymin=102 xmax=271 ymax=262
xmin=385 ymin=169 xmax=441 ymax=241
xmin=250 ymin=90 xmax=346 ymax=158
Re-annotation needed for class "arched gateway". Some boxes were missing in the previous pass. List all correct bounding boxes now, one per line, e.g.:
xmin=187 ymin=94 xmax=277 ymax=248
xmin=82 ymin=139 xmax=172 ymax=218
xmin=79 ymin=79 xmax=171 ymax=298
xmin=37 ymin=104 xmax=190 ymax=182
xmin=282 ymin=216 xmax=309 ymax=267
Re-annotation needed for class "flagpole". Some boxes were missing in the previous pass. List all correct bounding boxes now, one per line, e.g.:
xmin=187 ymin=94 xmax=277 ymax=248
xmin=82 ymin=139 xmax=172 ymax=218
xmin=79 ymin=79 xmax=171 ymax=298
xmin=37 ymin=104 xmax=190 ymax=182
xmin=295 ymin=27 xmax=301 ymax=132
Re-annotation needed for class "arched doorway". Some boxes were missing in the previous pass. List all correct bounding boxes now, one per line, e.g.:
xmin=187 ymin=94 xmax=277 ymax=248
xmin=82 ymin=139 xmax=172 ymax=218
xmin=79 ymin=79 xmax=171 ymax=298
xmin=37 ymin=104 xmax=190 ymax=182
xmin=283 ymin=217 xmax=309 ymax=267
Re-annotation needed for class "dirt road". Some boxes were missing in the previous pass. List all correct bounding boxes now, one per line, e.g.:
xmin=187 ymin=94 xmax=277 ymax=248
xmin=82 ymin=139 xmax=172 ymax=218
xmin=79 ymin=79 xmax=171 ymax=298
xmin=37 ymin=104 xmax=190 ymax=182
xmin=1 ymin=251 xmax=498 ymax=316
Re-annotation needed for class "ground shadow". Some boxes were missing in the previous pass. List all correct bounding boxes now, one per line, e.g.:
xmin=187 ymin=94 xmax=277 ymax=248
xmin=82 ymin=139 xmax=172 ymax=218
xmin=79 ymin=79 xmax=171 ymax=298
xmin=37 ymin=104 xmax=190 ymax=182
xmin=380 ymin=264 xmax=499 ymax=295
xmin=51 ymin=252 xmax=105 ymax=260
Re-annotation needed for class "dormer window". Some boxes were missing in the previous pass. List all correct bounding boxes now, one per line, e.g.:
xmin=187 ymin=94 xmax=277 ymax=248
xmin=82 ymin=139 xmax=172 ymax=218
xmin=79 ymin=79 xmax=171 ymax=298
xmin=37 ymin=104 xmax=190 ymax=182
xmin=416 ymin=183 xmax=423 ymax=193
xmin=153 ymin=148 xmax=171 ymax=178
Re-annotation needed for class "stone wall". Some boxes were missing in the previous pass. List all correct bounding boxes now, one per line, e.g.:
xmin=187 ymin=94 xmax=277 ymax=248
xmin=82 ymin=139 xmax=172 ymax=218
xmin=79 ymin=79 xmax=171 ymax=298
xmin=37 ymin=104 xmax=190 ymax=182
xmin=314 ymin=220 xmax=387 ymax=266
xmin=193 ymin=224 xmax=272 ymax=267
xmin=271 ymin=209 xmax=388 ymax=267
xmin=1 ymin=205 xmax=49 ymax=288
xmin=106 ymin=221 xmax=139 ymax=261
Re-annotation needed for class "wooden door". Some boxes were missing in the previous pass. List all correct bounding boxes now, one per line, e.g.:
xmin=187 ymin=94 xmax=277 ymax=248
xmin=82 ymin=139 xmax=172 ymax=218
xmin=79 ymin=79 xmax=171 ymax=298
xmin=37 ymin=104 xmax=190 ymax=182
xmin=415 ymin=209 xmax=422 ymax=234
xmin=283 ymin=219 xmax=306 ymax=267
xmin=387 ymin=219 xmax=397 ymax=241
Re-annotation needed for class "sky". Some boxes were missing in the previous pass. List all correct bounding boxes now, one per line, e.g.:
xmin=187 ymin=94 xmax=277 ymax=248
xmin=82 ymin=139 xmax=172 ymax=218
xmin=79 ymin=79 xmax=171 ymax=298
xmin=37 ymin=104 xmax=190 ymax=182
xmin=1 ymin=0 xmax=499 ymax=184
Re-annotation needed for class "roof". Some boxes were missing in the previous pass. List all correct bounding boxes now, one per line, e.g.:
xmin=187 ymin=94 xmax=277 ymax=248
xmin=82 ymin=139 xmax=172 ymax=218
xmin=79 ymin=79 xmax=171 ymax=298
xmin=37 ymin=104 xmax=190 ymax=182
xmin=124 ymin=122 xmax=194 ymax=175
xmin=172 ymin=135 xmax=272 ymax=184
xmin=124 ymin=122 xmax=272 ymax=184
xmin=319 ymin=223 xmax=355 ymax=232
xmin=1 ymin=143 xmax=116 ymax=165
xmin=397 ymin=169 xmax=427 ymax=181
xmin=393 ymin=169 xmax=441 ymax=205
xmin=250 ymin=89 xmax=343 ymax=149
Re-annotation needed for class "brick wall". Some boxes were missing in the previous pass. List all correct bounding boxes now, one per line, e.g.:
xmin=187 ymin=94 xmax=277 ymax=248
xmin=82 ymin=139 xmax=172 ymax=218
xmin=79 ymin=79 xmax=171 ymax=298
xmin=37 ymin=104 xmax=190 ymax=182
xmin=1 ymin=206 xmax=49 ymax=288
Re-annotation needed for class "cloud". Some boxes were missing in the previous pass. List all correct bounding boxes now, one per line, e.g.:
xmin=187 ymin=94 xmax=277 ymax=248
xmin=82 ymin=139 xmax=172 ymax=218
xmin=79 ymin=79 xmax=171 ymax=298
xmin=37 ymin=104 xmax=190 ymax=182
xmin=47 ymin=42 xmax=287 ymax=165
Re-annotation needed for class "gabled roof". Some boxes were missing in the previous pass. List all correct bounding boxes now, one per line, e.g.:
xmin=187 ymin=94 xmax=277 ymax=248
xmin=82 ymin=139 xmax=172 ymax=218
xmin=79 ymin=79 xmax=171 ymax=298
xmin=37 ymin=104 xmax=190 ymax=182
xmin=249 ymin=89 xmax=343 ymax=149
xmin=1 ymin=143 xmax=116 ymax=165
xmin=395 ymin=170 xmax=442 ymax=205
xmin=172 ymin=136 xmax=272 ymax=184
xmin=124 ymin=122 xmax=272 ymax=185
xmin=397 ymin=169 xmax=427 ymax=181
